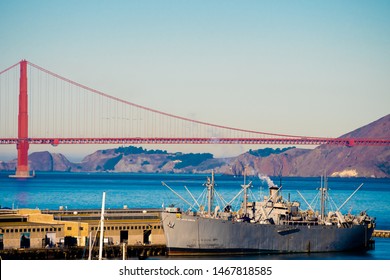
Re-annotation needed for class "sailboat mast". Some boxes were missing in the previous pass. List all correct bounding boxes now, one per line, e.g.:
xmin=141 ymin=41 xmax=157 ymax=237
xmin=98 ymin=192 xmax=106 ymax=260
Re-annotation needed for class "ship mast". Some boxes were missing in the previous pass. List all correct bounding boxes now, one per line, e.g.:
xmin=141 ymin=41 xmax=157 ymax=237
xmin=320 ymin=175 xmax=327 ymax=221
xmin=241 ymin=169 xmax=252 ymax=216
xmin=243 ymin=172 xmax=248 ymax=215
xmin=206 ymin=170 xmax=215 ymax=216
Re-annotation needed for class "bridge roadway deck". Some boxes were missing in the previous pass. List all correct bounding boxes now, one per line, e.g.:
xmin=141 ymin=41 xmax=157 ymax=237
xmin=1 ymin=137 xmax=390 ymax=146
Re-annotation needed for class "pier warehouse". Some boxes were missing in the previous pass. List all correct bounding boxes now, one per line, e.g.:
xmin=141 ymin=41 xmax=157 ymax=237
xmin=0 ymin=208 xmax=165 ymax=250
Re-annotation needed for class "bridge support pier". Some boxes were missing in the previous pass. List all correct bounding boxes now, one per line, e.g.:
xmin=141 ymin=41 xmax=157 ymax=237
xmin=10 ymin=60 xmax=33 ymax=178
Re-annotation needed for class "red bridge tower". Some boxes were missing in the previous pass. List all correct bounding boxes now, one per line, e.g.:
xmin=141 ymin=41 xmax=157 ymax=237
xmin=10 ymin=60 xmax=33 ymax=178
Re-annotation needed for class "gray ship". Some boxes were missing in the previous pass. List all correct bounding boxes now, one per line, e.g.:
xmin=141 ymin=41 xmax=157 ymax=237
xmin=161 ymin=172 xmax=375 ymax=255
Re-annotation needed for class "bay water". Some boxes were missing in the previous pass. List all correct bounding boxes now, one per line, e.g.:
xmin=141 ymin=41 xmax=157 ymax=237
xmin=1 ymin=171 xmax=389 ymax=260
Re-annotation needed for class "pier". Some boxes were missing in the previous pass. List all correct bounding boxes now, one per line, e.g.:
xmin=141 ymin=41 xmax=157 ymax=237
xmin=373 ymin=230 xmax=390 ymax=238
xmin=0 ymin=208 xmax=166 ymax=259
xmin=0 ymin=244 xmax=166 ymax=260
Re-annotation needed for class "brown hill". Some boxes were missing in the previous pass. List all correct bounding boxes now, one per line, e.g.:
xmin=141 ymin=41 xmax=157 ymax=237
xmin=291 ymin=114 xmax=390 ymax=177
xmin=29 ymin=151 xmax=76 ymax=172
xmin=230 ymin=114 xmax=390 ymax=178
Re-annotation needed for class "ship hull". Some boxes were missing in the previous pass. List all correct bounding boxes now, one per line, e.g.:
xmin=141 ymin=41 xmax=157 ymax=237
xmin=162 ymin=212 xmax=374 ymax=255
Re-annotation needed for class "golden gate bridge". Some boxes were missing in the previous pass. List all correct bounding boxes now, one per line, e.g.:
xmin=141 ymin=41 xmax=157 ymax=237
xmin=1 ymin=60 xmax=389 ymax=178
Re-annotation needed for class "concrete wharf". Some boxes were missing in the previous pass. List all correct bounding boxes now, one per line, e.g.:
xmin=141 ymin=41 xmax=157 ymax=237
xmin=372 ymin=230 xmax=390 ymax=238
xmin=0 ymin=208 xmax=166 ymax=258
xmin=0 ymin=244 xmax=166 ymax=260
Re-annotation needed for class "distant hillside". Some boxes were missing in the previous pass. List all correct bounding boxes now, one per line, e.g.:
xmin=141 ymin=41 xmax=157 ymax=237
xmin=1 ymin=114 xmax=389 ymax=177
xmin=232 ymin=114 xmax=390 ymax=178
xmin=0 ymin=151 xmax=77 ymax=172
xmin=291 ymin=114 xmax=390 ymax=177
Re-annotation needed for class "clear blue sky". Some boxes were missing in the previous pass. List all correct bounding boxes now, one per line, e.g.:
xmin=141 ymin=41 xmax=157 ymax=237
xmin=0 ymin=0 xmax=389 ymax=160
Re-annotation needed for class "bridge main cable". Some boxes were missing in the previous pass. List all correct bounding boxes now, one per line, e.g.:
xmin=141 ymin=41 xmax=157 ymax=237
xmin=1 ymin=137 xmax=389 ymax=146
xmin=27 ymin=61 xmax=308 ymax=139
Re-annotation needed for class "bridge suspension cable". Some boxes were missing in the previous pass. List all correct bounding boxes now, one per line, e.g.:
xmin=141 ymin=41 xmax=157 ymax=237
xmin=0 ymin=60 xmax=389 ymax=147
xmin=27 ymin=61 xmax=307 ymax=140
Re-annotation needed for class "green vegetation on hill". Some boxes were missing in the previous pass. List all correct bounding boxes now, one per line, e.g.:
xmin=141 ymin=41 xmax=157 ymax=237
xmin=169 ymin=153 xmax=213 ymax=169
xmin=103 ymin=154 xmax=123 ymax=170
xmin=114 ymin=146 xmax=168 ymax=155
xmin=248 ymin=147 xmax=295 ymax=157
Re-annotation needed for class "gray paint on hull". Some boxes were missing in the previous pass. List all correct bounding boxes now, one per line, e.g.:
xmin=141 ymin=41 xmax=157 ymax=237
xmin=162 ymin=212 xmax=373 ymax=255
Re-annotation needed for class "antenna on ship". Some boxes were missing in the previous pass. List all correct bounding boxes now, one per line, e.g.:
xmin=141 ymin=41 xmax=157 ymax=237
xmin=320 ymin=174 xmax=328 ymax=221
xmin=205 ymin=170 xmax=215 ymax=216
xmin=241 ymin=166 xmax=252 ymax=216
xmin=337 ymin=183 xmax=364 ymax=212
xmin=162 ymin=182 xmax=193 ymax=209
